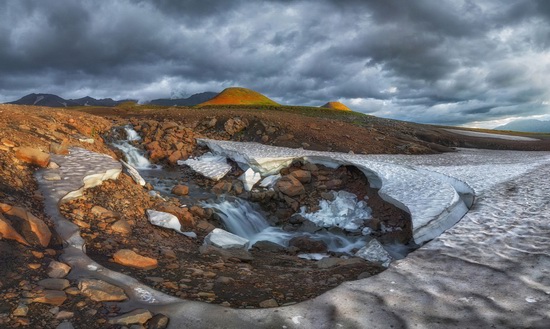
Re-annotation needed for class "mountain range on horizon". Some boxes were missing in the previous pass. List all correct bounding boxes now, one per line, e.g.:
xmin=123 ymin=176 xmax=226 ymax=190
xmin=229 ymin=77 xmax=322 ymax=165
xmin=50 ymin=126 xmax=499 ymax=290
xmin=5 ymin=88 xmax=355 ymax=112
xmin=493 ymin=119 xmax=550 ymax=133
xmin=6 ymin=92 xmax=217 ymax=108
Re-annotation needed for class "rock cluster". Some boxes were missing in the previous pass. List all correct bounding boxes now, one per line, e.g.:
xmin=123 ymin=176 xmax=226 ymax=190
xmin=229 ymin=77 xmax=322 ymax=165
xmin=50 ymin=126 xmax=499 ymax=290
xmin=131 ymin=119 xmax=197 ymax=165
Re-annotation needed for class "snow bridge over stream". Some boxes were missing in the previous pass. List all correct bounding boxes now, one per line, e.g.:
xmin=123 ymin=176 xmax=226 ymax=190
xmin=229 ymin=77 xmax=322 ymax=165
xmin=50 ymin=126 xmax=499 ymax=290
xmin=37 ymin=141 xmax=550 ymax=328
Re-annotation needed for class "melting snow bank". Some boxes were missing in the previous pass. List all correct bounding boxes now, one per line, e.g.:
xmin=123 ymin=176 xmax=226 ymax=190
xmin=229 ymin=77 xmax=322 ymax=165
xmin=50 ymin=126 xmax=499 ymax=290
xmin=197 ymin=139 xmax=473 ymax=245
xmin=444 ymin=128 xmax=539 ymax=141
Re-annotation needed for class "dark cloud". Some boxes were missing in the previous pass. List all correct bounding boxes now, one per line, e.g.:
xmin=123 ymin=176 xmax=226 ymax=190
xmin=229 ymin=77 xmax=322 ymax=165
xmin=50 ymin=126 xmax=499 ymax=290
xmin=1 ymin=0 xmax=549 ymax=127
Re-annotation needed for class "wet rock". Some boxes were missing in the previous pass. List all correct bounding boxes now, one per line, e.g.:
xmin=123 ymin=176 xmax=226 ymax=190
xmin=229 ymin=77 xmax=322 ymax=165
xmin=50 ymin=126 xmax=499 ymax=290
xmin=199 ymin=245 xmax=253 ymax=262
xmin=43 ymin=172 xmax=62 ymax=181
xmin=15 ymin=146 xmax=50 ymax=167
xmin=290 ymin=170 xmax=311 ymax=183
xmin=325 ymin=179 xmax=343 ymax=189
xmin=289 ymin=236 xmax=327 ymax=253
xmin=38 ymin=278 xmax=70 ymax=290
xmin=78 ymin=279 xmax=128 ymax=302
xmin=276 ymin=175 xmax=305 ymax=197
xmin=204 ymin=228 xmax=249 ymax=249
xmin=212 ymin=181 xmax=232 ymax=194
xmin=113 ymin=249 xmax=158 ymax=270
xmin=251 ymin=240 xmax=286 ymax=252
xmin=171 ymin=184 xmax=189 ymax=196
xmin=320 ymin=191 xmax=336 ymax=201
xmin=316 ymin=257 xmax=365 ymax=269
xmin=47 ymin=261 xmax=71 ymax=278
xmin=167 ymin=150 xmax=183 ymax=165
xmin=108 ymin=308 xmax=152 ymax=326
xmin=259 ymin=299 xmax=279 ymax=308
xmin=147 ymin=313 xmax=170 ymax=329
xmin=33 ymin=290 xmax=67 ymax=305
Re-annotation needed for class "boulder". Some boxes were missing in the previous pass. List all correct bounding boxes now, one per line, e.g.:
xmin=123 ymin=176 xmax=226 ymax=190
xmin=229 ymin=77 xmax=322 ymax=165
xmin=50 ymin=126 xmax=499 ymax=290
xmin=32 ymin=290 xmax=67 ymax=306
xmin=0 ymin=213 xmax=29 ymax=246
xmin=167 ymin=151 xmax=182 ymax=165
xmin=288 ymin=236 xmax=327 ymax=253
xmin=15 ymin=147 xmax=50 ymax=167
xmin=78 ymin=279 xmax=128 ymax=302
xmin=204 ymin=228 xmax=249 ymax=249
xmin=50 ymin=140 xmax=69 ymax=155
xmin=37 ymin=278 xmax=70 ymax=290
xmin=276 ymin=175 xmax=305 ymax=197
xmin=171 ymin=184 xmax=189 ymax=196
xmin=47 ymin=261 xmax=71 ymax=278
xmin=113 ymin=249 xmax=158 ymax=270
xmin=290 ymin=170 xmax=311 ymax=183
xmin=148 ymin=314 xmax=170 ymax=329
xmin=0 ymin=203 xmax=51 ymax=247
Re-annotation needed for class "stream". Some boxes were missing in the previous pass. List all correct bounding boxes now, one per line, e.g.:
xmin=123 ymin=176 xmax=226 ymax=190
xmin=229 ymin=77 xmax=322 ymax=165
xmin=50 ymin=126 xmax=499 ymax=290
xmin=112 ymin=126 xmax=409 ymax=263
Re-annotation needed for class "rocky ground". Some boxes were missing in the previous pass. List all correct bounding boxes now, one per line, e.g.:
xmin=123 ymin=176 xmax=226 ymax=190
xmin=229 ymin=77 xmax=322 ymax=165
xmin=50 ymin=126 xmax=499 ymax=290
xmin=1 ymin=103 xmax=549 ymax=328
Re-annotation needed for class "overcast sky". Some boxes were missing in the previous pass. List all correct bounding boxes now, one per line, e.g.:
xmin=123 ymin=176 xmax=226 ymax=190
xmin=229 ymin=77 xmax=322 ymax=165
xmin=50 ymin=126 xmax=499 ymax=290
xmin=1 ymin=0 xmax=549 ymax=127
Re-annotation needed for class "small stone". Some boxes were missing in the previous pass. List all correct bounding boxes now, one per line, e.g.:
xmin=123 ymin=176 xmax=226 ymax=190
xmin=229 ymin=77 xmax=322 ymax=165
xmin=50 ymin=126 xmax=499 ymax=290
xmin=171 ymin=184 xmax=189 ymax=196
xmin=78 ymin=279 xmax=128 ymax=302
xmin=12 ymin=303 xmax=29 ymax=317
xmin=110 ymin=219 xmax=132 ymax=235
xmin=113 ymin=249 xmax=158 ymax=270
xmin=31 ymin=251 xmax=44 ymax=259
xmin=38 ymin=278 xmax=70 ymax=290
xmin=108 ymin=309 xmax=152 ymax=326
xmin=43 ymin=172 xmax=62 ymax=181
xmin=28 ymin=263 xmax=41 ymax=270
xmin=55 ymin=311 xmax=74 ymax=320
xmin=276 ymin=175 xmax=305 ymax=197
xmin=56 ymin=321 xmax=75 ymax=329
xmin=147 ymin=313 xmax=170 ymax=329
xmin=47 ymin=162 xmax=60 ymax=169
xmin=47 ymin=261 xmax=71 ymax=278
xmin=259 ymin=299 xmax=279 ymax=308
xmin=33 ymin=290 xmax=67 ymax=306
xmin=290 ymin=170 xmax=312 ymax=183
xmin=65 ymin=287 xmax=80 ymax=296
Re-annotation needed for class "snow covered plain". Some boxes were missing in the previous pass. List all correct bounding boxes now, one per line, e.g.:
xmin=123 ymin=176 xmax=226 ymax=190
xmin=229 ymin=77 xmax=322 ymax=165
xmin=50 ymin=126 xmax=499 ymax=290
xmin=37 ymin=143 xmax=550 ymax=328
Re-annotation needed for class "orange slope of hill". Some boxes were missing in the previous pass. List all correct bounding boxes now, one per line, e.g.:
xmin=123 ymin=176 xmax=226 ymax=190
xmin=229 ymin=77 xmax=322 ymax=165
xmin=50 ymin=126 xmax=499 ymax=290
xmin=198 ymin=87 xmax=279 ymax=106
xmin=321 ymin=101 xmax=352 ymax=111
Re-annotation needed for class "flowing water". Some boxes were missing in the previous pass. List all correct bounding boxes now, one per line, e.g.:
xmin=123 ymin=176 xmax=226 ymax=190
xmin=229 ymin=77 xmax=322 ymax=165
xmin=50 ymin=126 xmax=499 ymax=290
xmin=112 ymin=127 xmax=407 ymax=260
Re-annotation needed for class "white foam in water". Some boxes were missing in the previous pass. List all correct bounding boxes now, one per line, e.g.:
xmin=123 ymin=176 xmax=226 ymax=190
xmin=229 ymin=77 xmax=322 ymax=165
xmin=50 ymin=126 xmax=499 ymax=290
xmin=300 ymin=190 xmax=372 ymax=231
xmin=124 ymin=126 xmax=142 ymax=141
xmin=201 ymin=198 xmax=372 ymax=255
xmin=112 ymin=126 xmax=153 ymax=169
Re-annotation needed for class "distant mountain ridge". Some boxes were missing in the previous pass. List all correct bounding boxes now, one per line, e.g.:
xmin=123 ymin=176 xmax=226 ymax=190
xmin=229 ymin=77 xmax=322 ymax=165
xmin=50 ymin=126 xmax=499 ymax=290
xmin=494 ymin=119 xmax=550 ymax=133
xmin=148 ymin=92 xmax=218 ymax=106
xmin=7 ymin=93 xmax=131 ymax=108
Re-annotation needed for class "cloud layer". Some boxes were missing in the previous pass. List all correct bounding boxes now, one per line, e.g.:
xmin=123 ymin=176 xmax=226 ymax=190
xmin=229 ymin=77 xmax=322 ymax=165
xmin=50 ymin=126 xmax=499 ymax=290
xmin=1 ymin=0 xmax=549 ymax=127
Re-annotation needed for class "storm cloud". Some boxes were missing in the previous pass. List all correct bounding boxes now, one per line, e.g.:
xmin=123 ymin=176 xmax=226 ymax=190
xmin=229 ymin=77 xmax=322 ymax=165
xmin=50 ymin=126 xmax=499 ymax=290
xmin=1 ymin=0 xmax=549 ymax=127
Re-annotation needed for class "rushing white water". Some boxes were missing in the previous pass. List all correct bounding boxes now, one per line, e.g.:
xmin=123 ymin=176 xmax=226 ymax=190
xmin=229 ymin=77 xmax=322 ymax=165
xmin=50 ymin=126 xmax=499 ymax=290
xmin=124 ymin=126 xmax=142 ymax=141
xmin=112 ymin=126 xmax=153 ymax=169
xmin=201 ymin=198 xmax=375 ymax=255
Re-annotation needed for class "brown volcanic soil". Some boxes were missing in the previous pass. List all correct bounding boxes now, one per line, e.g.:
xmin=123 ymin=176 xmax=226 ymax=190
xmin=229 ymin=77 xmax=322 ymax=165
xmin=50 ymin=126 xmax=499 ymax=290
xmin=1 ymin=103 xmax=550 ymax=328
xmin=77 ymin=105 xmax=550 ymax=154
